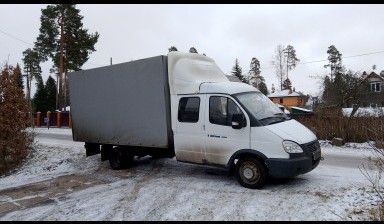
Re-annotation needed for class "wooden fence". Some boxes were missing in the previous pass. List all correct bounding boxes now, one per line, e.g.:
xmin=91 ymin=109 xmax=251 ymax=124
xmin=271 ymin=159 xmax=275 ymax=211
xmin=33 ymin=111 xmax=72 ymax=128
xmin=291 ymin=114 xmax=384 ymax=143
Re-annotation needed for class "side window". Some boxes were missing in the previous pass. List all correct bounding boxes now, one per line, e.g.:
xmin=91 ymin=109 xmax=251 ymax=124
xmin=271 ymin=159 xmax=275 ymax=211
xmin=178 ymin=97 xmax=200 ymax=123
xmin=209 ymin=96 xmax=244 ymax=126
xmin=227 ymin=98 xmax=242 ymax=120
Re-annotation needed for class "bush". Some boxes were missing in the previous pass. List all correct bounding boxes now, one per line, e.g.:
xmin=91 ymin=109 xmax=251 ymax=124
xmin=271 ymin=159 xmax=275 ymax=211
xmin=363 ymin=123 xmax=384 ymax=221
xmin=0 ymin=64 xmax=34 ymax=175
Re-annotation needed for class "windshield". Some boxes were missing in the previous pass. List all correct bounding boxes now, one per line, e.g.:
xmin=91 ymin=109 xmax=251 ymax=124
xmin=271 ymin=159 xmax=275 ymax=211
xmin=235 ymin=92 xmax=289 ymax=125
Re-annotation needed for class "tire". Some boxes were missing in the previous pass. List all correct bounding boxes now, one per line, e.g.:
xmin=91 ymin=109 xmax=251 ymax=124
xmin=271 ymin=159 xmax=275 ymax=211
xmin=101 ymin=145 xmax=112 ymax=162
xmin=108 ymin=147 xmax=134 ymax=170
xmin=235 ymin=157 xmax=268 ymax=189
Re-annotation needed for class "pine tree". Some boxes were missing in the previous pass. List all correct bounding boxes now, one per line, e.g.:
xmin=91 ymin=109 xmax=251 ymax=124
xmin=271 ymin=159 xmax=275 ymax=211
xmin=284 ymin=45 xmax=299 ymax=80
xmin=15 ymin=64 xmax=24 ymax=90
xmin=22 ymin=48 xmax=42 ymax=105
xmin=231 ymin=59 xmax=247 ymax=84
xmin=321 ymin=45 xmax=346 ymax=108
xmin=34 ymin=4 xmax=99 ymax=111
xmin=258 ymin=82 xmax=269 ymax=95
xmin=248 ymin=57 xmax=268 ymax=95
xmin=324 ymin=45 xmax=344 ymax=81
xmin=168 ymin=46 xmax=178 ymax=52
xmin=32 ymin=77 xmax=48 ymax=113
xmin=282 ymin=78 xmax=292 ymax=90
xmin=45 ymin=75 xmax=57 ymax=112
xmin=189 ymin=47 xmax=198 ymax=53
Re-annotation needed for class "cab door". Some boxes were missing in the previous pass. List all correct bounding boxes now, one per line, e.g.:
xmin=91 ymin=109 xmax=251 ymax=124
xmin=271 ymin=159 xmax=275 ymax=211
xmin=174 ymin=95 xmax=206 ymax=164
xmin=204 ymin=95 xmax=250 ymax=165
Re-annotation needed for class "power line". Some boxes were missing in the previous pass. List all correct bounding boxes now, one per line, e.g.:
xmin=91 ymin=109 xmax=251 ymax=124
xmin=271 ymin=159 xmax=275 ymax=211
xmin=343 ymin=50 xmax=384 ymax=59
xmin=0 ymin=28 xmax=105 ymax=67
xmin=260 ymin=50 xmax=384 ymax=70
xmin=2 ymin=26 xmax=384 ymax=71
xmin=0 ymin=28 xmax=33 ymax=46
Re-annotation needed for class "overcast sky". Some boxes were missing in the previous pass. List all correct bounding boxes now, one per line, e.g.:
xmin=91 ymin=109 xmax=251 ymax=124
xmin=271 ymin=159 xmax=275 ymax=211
xmin=1 ymin=4 xmax=384 ymax=96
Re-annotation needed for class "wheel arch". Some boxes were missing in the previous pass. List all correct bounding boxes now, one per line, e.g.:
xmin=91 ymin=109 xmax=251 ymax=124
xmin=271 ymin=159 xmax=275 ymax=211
xmin=227 ymin=149 xmax=269 ymax=175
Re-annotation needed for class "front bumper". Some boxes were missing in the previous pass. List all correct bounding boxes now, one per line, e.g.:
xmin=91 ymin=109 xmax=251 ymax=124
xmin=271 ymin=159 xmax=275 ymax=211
xmin=267 ymin=140 xmax=321 ymax=178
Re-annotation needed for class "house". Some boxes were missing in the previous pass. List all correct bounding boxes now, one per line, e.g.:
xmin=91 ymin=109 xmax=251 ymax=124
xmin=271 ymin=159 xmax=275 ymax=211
xmin=359 ymin=71 xmax=384 ymax=107
xmin=276 ymin=103 xmax=290 ymax=114
xmin=290 ymin=106 xmax=313 ymax=115
xmin=267 ymin=88 xmax=308 ymax=110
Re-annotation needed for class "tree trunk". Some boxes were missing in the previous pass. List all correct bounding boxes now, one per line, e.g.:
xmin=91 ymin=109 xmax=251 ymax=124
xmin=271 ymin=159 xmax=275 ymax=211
xmin=59 ymin=12 xmax=65 ymax=112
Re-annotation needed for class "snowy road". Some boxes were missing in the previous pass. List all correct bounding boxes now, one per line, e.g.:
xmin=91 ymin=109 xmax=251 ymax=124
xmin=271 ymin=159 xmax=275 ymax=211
xmin=35 ymin=128 xmax=372 ymax=170
xmin=0 ymin=128 xmax=382 ymax=221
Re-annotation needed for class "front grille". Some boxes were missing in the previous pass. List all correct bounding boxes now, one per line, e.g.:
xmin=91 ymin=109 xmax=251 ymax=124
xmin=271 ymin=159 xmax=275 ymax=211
xmin=307 ymin=140 xmax=320 ymax=153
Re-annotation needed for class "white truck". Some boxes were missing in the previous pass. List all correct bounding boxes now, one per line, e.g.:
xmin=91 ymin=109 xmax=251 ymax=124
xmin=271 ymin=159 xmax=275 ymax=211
xmin=68 ymin=51 xmax=322 ymax=189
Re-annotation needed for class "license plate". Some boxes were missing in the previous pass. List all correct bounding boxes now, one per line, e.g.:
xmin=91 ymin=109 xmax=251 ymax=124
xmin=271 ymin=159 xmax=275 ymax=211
xmin=312 ymin=150 xmax=321 ymax=160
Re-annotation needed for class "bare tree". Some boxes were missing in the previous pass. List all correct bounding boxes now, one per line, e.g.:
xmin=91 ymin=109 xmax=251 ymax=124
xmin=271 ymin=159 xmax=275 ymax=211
xmin=360 ymin=123 xmax=384 ymax=220
xmin=272 ymin=45 xmax=286 ymax=91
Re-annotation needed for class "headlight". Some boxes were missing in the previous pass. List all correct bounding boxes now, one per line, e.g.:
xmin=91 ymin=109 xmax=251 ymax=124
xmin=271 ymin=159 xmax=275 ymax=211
xmin=282 ymin=140 xmax=303 ymax=153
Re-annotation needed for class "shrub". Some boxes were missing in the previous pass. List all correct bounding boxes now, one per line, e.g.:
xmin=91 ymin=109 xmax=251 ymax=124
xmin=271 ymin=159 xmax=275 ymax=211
xmin=0 ymin=64 xmax=34 ymax=175
xmin=363 ymin=123 xmax=384 ymax=221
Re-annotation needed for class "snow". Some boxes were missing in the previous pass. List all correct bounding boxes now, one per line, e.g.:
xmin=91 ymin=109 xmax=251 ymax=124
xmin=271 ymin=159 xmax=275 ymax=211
xmin=55 ymin=106 xmax=70 ymax=112
xmin=291 ymin=106 xmax=312 ymax=112
xmin=0 ymin=127 xmax=383 ymax=221
xmin=342 ymin=107 xmax=384 ymax=117
xmin=267 ymin=89 xmax=302 ymax=97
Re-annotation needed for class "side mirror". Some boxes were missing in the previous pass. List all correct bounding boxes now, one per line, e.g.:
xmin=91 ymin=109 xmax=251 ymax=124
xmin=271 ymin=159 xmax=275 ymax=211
xmin=231 ymin=113 xmax=245 ymax=129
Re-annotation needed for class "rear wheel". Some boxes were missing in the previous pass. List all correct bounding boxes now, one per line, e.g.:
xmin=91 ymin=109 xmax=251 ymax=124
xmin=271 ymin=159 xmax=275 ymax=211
xmin=108 ymin=147 xmax=134 ymax=170
xmin=101 ymin=145 xmax=112 ymax=161
xmin=235 ymin=157 xmax=268 ymax=189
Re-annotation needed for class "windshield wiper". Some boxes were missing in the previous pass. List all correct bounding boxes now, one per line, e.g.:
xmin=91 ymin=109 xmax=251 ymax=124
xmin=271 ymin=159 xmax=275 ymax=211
xmin=269 ymin=119 xmax=285 ymax=125
xmin=259 ymin=116 xmax=286 ymax=125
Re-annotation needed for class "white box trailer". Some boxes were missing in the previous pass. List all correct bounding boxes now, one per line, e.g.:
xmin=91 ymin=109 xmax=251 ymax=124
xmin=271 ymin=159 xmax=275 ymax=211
xmin=68 ymin=51 xmax=322 ymax=189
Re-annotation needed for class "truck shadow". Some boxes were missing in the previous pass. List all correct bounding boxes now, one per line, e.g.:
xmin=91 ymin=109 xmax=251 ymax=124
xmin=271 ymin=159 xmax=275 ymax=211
xmin=126 ymin=156 xmax=305 ymax=189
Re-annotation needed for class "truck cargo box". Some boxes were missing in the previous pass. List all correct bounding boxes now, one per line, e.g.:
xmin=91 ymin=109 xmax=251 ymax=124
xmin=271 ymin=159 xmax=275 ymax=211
xmin=68 ymin=55 xmax=172 ymax=148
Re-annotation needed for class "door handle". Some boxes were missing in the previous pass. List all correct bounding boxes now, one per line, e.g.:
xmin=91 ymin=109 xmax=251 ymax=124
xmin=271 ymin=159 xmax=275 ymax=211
xmin=208 ymin=135 xmax=227 ymax=138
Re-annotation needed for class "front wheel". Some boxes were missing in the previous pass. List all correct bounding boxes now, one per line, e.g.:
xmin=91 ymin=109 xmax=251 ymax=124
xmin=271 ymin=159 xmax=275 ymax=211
xmin=235 ymin=157 xmax=268 ymax=189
